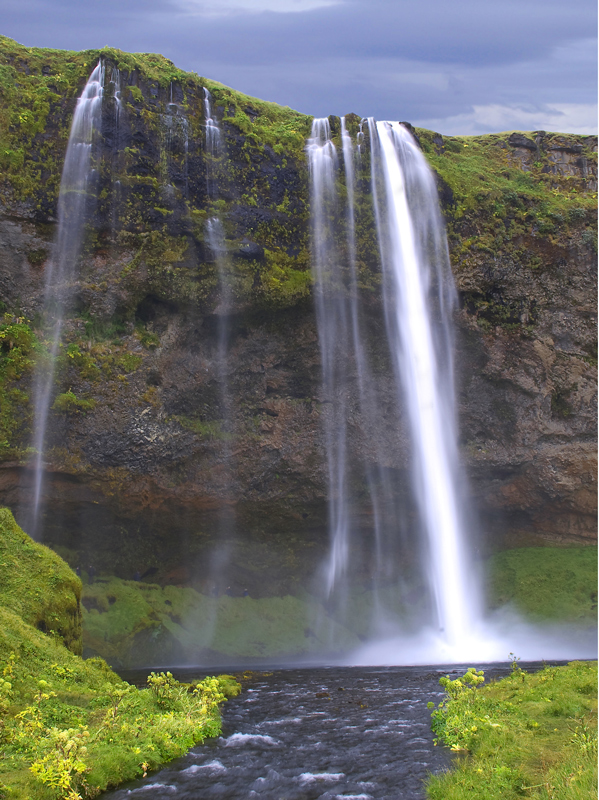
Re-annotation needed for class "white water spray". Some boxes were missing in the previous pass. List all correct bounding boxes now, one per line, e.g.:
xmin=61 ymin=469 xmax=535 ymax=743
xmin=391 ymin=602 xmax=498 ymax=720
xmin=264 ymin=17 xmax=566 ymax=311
xmin=27 ymin=61 xmax=104 ymax=538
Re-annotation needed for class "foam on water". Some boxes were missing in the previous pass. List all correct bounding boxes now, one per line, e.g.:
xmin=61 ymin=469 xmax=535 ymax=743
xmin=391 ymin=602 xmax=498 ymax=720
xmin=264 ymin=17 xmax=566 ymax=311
xmin=299 ymin=772 xmax=345 ymax=783
xmin=181 ymin=760 xmax=226 ymax=774
xmin=224 ymin=733 xmax=280 ymax=747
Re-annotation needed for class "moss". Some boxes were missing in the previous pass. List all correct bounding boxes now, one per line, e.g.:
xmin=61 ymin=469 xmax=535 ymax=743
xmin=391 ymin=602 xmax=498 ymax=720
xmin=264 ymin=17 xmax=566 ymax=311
xmin=416 ymin=127 xmax=597 ymax=287
xmin=0 ymin=508 xmax=238 ymax=798
xmin=252 ymin=248 xmax=312 ymax=308
xmin=80 ymin=576 xmax=366 ymax=666
xmin=485 ymin=546 xmax=597 ymax=623
xmin=51 ymin=390 xmax=97 ymax=414
xmin=0 ymin=315 xmax=36 ymax=459
xmin=174 ymin=416 xmax=231 ymax=440
xmin=0 ymin=508 xmax=82 ymax=654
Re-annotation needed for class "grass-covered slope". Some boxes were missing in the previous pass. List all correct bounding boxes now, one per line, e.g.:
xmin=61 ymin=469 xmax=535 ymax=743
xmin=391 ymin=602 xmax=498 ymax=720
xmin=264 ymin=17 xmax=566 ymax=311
xmin=0 ymin=509 xmax=239 ymax=799
xmin=417 ymin=127 xmax=597 ymax=278
xmin=427 ymin=661 xmax=598 ymax=799
xmin=0 ymin=507 xmax=82 ymax=654
xmin=486 ymin=546 xmax=597 ymax=624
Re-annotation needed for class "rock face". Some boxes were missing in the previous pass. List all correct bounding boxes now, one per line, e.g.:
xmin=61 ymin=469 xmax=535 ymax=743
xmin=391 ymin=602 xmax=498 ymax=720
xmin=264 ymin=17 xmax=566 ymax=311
xmin=0 ymin=39 xmax=596 ymax=604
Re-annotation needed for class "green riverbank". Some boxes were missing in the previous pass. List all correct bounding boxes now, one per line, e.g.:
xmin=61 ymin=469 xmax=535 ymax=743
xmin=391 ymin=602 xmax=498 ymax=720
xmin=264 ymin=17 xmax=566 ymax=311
xmin=0 ymin=508 xmax=240 ymax=799
xmin=427 ymin=660 xmax=598 ymax=799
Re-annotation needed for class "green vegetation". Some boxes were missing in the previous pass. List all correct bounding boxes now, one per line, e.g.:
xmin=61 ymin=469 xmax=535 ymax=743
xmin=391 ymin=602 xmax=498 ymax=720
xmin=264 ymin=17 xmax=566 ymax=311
xmin=0 ymin=508 xmax=82 ymax=654
xmin=0 ymin=36 xmax=95 ymax=205
xmin=0 ymin=314 xmax=36 ymax=457
xmin=0 ymin=508 xmax=239 ymax=799
xmin=416 ymin=128 xmax=597 ymax=332
xmin=427 ymin=660 xmax=598 ymax=799
xmin=174 ymin=416 xmax=231 ymax=440
xmin=81 ymin=576 xmax=360 ymax=666
xmin=52 ymin=391 xmax=96 ymax=415
xmin=486 ymin=546 xmax=597 ymax=624
xmin=418 ymin=131 xmax=596 ymax=219
xmin=79 ymin=546 xmax=598 ymax=666
xmin=205 ymin=77 xmax=312 ymax=157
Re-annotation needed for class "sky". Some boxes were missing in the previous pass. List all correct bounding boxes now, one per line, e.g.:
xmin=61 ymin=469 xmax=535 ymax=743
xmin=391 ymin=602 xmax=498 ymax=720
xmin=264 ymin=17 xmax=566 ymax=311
xmin=2 ymin=0 xmax=597 ymax=135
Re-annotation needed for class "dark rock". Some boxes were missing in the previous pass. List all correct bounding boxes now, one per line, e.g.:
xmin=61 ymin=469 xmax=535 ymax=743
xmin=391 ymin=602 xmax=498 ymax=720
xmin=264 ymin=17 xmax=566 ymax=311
xmin=508 ymin=133 xmax=537 ymax=150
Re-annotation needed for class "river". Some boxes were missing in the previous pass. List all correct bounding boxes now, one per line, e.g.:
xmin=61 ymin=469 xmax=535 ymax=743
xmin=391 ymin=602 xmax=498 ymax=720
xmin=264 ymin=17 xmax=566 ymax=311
xmin=101 ymin=662 xmax=553 ymax=799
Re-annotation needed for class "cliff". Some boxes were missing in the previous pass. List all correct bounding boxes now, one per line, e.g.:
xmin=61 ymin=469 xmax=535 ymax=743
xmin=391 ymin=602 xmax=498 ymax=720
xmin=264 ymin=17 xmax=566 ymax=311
xmin=0 ymin=37 xmax=596 ymax=619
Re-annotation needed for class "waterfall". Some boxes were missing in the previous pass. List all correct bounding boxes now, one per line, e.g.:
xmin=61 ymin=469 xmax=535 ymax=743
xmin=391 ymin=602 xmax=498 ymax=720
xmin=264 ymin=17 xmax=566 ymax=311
xmin=202 ymin=88 xmax=236 ymax=609
xmin=307 ymin=119 xmax=352 ymax=595
xmin=309 ymin=117 xmax=479 ymax=652
xmin=203 ymin=88 xmax=233 ymax=436
xmin=26 ymin=61 xmax=104 ymax=539
xmin=369 ymin=120 xmax=476 ymax=646
xmin=204 ymin=87 xmax=223 ymax=201
xmin=109 ymin=67 xmax=122 ymax=121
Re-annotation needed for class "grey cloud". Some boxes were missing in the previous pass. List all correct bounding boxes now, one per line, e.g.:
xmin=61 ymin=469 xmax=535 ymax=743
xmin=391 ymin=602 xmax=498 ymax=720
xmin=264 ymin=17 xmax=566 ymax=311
xmin=1 ymin=0 xmax=596 ymax=132
xmin=4 ymin=0 xmax=596 ymax=67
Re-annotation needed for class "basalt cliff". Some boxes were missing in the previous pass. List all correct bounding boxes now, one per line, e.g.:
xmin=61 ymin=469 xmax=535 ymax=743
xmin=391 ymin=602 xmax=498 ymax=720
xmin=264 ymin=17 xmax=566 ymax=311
xmin=0 ymin=38 xmax=596 ymax=643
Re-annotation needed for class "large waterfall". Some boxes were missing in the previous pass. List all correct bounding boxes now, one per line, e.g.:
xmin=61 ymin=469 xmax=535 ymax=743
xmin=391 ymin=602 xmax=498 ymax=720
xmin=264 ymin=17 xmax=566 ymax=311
xmin=26 ymin=62 xmax=104 ymax=539
xmin=308 ymin=117 xmax=480 ymax=656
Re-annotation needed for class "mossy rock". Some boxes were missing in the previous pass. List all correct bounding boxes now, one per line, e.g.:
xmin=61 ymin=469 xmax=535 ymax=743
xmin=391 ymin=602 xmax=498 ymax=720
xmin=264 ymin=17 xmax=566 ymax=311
xmin=485 ymin=545 xmax=598 ymax=623
xmin=0 ymin=507 xmax=82 ymax=654
xmin=82 ymin=576 xmax=362 ymax=666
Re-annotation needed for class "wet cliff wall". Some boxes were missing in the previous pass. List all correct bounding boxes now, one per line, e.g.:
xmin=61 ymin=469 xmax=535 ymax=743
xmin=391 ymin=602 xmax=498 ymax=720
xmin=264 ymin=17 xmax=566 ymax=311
xmin=0 ymin=37 xmax=596 ymax=597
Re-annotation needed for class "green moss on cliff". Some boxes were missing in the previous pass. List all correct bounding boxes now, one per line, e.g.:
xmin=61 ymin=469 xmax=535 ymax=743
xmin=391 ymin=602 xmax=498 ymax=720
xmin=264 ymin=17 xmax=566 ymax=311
xmin=81 ymin=576 xmax=361 ymax=666
xmin=0 ymin=314 xmax=36 ymax=457
xmin=415 ymin=128 xmax=597 ymax=333
xmin=206 ymin=77 xmax=312 ymax=157
xmin=486 ymin=545 xmax=598 ymax=623
xmin=0 ymin=508 xmax=82 ymax=654
xmin=0 ymin=36 xmax=96 ymax=207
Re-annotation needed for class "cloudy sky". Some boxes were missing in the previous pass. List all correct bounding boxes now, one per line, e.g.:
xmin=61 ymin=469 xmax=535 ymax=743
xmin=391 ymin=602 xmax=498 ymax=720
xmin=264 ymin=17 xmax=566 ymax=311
xmin=3 ymin=0 xmax=597 ymax=134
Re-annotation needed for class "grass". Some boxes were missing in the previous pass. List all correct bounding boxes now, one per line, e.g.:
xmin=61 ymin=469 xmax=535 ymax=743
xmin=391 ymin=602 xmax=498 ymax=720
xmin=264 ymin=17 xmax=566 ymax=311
xmin=427 ymin=661 xmax=598 ymax=799
xmin=0 ymin=508 xmax=82 ymax=654
xmin=485 ymin=546 xmax=597 ymax=624
xmin=81 ymin=576 xmax=361 ymax=666
xmin=0 ymin=509 xmax=240 ymax=799
xmin=417 ymin=129 xmax=597 ymax=221
xmin=0 ymin=315 xmax=36 ymax=459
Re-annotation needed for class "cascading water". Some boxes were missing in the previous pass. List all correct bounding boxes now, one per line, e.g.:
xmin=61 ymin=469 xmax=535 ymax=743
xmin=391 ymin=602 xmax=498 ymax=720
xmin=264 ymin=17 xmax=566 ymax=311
xmin=309 ymin=117 xmax=480 ymax=656
xmin=306 ymin=119 xmax=351 ymax=595
xmin=162 ymin=96 xmax=189 ymax=200
xmin=369 ymin=119 xmax=478 ymax=647
xmin=26 ymin=61 xmax=104 ymax=539
xmin=203 ymin=87 xmax=233 ymax=443
xmin=201 ymin=88 xmax=236 ymax=610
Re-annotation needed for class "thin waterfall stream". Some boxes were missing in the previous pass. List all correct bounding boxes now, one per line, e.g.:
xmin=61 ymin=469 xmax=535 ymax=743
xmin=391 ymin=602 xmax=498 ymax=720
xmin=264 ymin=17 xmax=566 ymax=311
xmin=26 ymin=61 xmax=104 ymax=539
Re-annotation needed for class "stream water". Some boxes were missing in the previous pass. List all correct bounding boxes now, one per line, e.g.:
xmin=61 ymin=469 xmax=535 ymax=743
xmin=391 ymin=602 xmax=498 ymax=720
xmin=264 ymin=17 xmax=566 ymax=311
xmin=101 ymin=663 xmax=543 ymax=800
